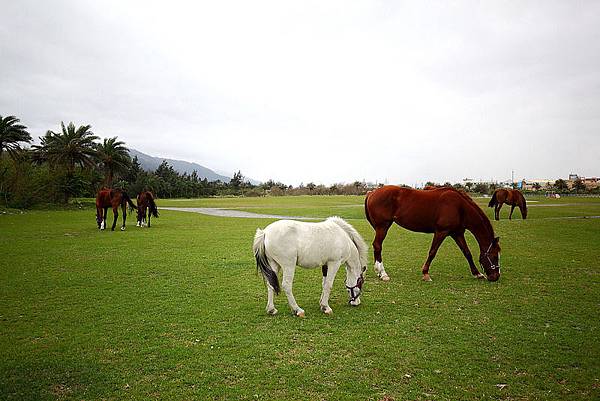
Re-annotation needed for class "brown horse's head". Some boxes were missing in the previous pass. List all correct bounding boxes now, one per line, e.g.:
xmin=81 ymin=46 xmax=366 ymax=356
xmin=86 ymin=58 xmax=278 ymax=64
xmin=480 ymin=237 xmax=501 ymax=281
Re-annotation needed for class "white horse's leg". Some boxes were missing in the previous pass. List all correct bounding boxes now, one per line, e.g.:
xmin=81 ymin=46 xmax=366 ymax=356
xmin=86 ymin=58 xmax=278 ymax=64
xmin=266 ymin=260 xmax=279 ymax=315
xmin=281 ymin=265 xmax=304 ymax=317
xmin=320 ymin=261 xmax=341 ymax=315
xmin=266 ymin=285 xmax=278 ymax=315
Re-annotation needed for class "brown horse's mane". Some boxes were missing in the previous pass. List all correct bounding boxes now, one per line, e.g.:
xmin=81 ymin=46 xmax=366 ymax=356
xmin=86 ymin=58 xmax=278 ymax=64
xmin=441 ymin=187 xmax=496 ymax=238
xmin=514 ymin=189 xmax=527 ymax=208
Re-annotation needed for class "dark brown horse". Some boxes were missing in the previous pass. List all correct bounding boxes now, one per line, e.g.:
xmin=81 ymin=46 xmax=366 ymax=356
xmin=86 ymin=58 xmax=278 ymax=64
xmin=364 ymin=185 xmax=500 ymax=282
xmin=488 ymin=188 xmax=527 ymax=220
xmin=95 ymin=188 xmax=137 ymax=231
xmin=136 ymin=191 xmax=159 ymax=227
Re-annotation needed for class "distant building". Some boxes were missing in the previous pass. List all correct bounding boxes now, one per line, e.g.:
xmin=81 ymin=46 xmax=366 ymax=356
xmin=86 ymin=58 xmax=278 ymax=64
xmin=520 ymin=179 xmax=554 ymax=191
xmin=462 ymin=178 xmax=501 ymax=186
xmin=518 ymin=174 xmax=599 ymax=191
xmin=567 ymin=175 xmax=599 ymax=190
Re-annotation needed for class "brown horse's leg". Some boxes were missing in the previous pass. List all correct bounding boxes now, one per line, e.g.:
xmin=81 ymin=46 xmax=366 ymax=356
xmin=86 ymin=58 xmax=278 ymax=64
xmin=103 ymin=207 xmax=108 ymax=230
xmin=111 ymin=206 xmax=118 ymax=231
xmin=372 ymin=222 xmax=392 ymax=281
xmin=452 ymin=232 xmax=484 ymax=279
xmin=509 ymin=205 xmax=515 ymax=220
xmin=495 ymin=203 xmax=503 ymax=221
xmin=422 ymin=231 xmax=448 ymax=281
xmin=121 ymin=204 xmax=127 ymax=230
xmin=96 ymin=207 xmax=102 ymax=229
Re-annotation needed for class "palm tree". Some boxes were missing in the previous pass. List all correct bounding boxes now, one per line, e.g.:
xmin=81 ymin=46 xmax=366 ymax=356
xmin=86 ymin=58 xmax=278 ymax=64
xmin=0 ymin=115 xmax=32 ymax=159
xmin=95 ymin=137 xmax=131 ymax=187
xmin=32 ymin=122 xmax=99 ymax=172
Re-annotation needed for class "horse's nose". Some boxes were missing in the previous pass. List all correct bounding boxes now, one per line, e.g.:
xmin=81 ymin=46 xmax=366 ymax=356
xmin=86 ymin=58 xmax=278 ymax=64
xmin=487 ymin=273 xmax=500 ymax=282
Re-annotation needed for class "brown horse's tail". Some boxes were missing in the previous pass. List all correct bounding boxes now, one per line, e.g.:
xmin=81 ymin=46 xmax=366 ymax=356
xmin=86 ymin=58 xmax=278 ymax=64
xmin=364 ymin=191 xmax=375 ymax=228
xmin=121 ymin=191 xmax=137 ymax=211
xmin=147 ymin=194 xmax=159 ymax=218
xmin=488 ymin=191 xmax=498 ymax=208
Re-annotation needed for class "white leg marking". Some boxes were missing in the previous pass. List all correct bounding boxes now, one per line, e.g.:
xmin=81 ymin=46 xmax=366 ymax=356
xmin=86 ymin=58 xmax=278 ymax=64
xmin=375 ymin=261 xmax=390 ymax=281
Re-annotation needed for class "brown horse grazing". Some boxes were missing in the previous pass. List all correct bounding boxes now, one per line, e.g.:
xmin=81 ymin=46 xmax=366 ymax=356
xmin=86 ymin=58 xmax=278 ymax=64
xmin=136 ymin=191 xmax=159 ymax=227
xmin=95 ymin=189 xmax=137 ymax=231
xmin=364 ymin=185 xmax=501 ymax=282
xmin=488 ymin=188 xmax=527 ymax=221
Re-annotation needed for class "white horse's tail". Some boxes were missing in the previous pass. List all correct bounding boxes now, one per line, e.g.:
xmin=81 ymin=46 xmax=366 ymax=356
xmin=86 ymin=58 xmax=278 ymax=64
xmin=253 ymin=228 xmax=280 ymax=295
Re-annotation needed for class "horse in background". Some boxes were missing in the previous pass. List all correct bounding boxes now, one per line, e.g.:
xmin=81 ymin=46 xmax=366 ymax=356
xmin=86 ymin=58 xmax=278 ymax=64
xmin=96 ymin=188 xmax=137 ymax=231
xmin=253 ymin=217 xmax=367 ymax=317
xmin=136 ymin=191 xmax=159 ymax=227
xmin=364 ymin=185 xmax=500 ymax=282
xmin=488 ymin=188 xmax=527 ymax=220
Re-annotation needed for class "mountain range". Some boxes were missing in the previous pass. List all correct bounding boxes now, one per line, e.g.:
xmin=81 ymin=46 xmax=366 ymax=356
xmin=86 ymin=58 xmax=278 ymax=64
xmin=128 ymin=149 xmax=232 ymax=183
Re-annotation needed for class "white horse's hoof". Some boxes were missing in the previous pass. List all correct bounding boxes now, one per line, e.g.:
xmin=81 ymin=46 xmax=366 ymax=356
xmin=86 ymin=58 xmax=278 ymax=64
xmin=120 ymin=227 xmax=125 ymax=231
xmin=267 ymin=308 xmax=278 ymax=315
xmin=321 ymin=306 xmax=333 ymax=315
xmin=295 ymin=309 xmax=305 ymax=318
xmin=380 ymin=274 xmax=390 ymax=282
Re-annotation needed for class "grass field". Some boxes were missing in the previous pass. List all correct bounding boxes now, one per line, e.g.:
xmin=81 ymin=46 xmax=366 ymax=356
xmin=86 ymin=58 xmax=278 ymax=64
xmin=1 ymin=195 xmax=599 ymax=400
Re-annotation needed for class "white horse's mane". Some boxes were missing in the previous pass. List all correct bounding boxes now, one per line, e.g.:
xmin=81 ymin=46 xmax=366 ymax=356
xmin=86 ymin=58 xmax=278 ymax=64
xmin=326 ymin=216 xmax=368 ymax=267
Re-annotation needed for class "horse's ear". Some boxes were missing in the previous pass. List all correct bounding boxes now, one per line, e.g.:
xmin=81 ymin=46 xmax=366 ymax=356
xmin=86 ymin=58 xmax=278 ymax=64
xmin=494 ymin=236 xmax=500 ymax=245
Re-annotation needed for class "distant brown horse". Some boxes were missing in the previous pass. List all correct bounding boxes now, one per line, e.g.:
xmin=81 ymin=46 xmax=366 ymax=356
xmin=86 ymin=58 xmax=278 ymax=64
xmin=488 ymin=188 xmax=527 ymax=220
xmin=95 ymin=188 xmax=137 ymax=231
xmin=364 ymin=186 xmax=500 ymax=282
xmin=136 ymin=191 xmax=159 ymax=227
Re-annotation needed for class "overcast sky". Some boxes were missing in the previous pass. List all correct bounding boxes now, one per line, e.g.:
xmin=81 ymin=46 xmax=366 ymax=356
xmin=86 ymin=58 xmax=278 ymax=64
xmin=1 ymin=1 xmax=598 ymax=186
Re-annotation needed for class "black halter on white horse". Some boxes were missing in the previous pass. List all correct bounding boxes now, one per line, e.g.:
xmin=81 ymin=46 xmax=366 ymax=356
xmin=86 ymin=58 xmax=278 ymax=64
xmin=346 ymin=275 xmax=365 ymax=303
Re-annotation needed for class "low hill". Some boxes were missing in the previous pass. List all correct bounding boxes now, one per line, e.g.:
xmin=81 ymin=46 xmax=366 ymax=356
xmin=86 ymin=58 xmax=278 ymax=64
xmin=129 ymin=149 xmax=231 ymax=183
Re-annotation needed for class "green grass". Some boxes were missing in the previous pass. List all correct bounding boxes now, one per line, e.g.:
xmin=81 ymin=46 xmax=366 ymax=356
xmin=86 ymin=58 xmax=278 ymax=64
xmin=1 ymin=196 xmax=599 ymax=400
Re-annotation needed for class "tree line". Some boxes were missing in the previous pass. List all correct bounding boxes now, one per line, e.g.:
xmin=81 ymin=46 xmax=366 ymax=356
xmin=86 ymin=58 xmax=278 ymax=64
xmin=0 ymin=115 xmax=247 ymax=208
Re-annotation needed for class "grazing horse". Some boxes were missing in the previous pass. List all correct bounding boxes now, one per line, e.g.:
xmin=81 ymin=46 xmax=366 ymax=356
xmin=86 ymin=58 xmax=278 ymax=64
xmin=253 ymin=217 xmax=368 ymax=317
xmin=364 ymin=185 xmax=500 ymax=282
xmin=136 ymin=191 xmax=159 ymax=227
xmin=488 ymin=188 xmax=527 ymax=220
xmin=95 ymin=188 xmax=137 ymax=231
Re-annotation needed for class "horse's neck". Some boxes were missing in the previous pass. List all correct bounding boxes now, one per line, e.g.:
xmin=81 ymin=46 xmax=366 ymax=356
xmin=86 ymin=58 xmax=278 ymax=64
xmin=465 ymin=208 xmax=493 ymax=252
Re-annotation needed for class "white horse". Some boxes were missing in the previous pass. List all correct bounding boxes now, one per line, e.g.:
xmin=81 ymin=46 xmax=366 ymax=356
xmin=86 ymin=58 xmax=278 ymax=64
xmin=253 ymin=217 xmax=368 ymax=317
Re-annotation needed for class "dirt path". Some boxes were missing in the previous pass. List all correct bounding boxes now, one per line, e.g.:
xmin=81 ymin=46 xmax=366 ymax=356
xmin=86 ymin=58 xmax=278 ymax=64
xmin=161 ymin=207 xmax=318 ymax=220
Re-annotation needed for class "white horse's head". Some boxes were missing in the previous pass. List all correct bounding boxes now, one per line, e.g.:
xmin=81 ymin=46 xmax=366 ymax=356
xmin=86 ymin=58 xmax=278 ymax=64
xmin=326 ymin=217 xmax=369 ymax=307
